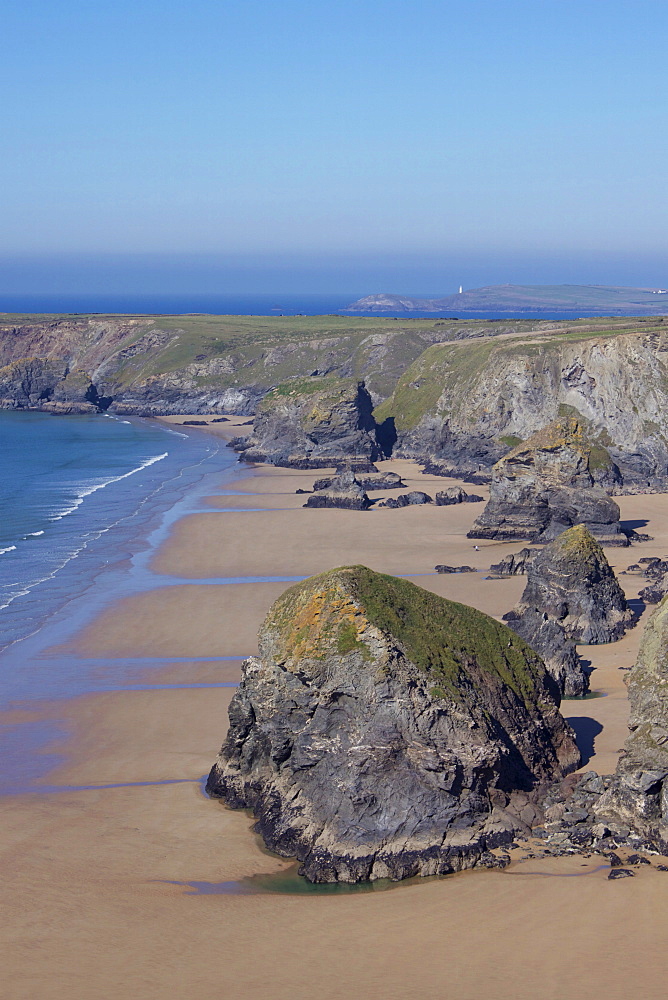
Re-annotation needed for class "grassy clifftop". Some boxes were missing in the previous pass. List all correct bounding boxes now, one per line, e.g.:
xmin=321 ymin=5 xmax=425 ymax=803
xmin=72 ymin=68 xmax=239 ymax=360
xmin=373 ymin=320 xmax=668 ymax=436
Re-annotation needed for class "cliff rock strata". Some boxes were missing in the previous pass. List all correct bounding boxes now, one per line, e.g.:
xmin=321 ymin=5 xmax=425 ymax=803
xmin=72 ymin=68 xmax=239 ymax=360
xmin=207 ymin=566 xmax=580 ymax=882
xmin=234 ymin=379 xmax=382 ymax=467
xmin=594 ymin=597 xmax=668 ymax=850
xmin=374 ymin=326 xmax=668 ymax=487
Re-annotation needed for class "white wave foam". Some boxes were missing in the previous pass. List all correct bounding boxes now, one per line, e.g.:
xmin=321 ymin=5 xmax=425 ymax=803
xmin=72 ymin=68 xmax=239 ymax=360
xmin=0 ymin=545 xmax=17 ymax=556
xmin=49 ymin=452 xmax=169 ymax=522
xmin=26 ymin=530 xmax=45 ymax=537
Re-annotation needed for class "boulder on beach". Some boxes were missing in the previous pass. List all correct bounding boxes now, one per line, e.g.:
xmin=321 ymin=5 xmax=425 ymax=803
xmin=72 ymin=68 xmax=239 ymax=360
xmin=207 ymin=566 xmax=580 ymax=883
xmin=489 ymin=548 xmax=538 ymax=576
xmin=379 ymin=490 xmax=432 ymax=508
xmin=435 ymin=487 xmax=484 ymax=505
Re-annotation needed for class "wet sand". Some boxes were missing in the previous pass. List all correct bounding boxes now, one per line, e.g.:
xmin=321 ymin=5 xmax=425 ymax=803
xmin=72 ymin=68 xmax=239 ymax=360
xmin=3 ymin=450 xmax=668 ymax=999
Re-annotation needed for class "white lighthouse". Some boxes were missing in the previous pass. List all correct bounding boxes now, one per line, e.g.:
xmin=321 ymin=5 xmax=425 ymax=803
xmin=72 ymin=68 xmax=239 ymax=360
xmin=459 ymin=285 xmax=463 ymax=294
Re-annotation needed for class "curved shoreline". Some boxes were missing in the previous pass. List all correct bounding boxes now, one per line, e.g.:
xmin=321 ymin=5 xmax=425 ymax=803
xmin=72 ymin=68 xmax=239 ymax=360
xmin=2 ymin=438 xmax=668 ymax=998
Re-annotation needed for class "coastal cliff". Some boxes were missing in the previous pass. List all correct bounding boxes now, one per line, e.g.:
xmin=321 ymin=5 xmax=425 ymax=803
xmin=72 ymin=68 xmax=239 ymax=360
xmin=207 ymin=566 xmax=580 ymax=882
xmin=234 ymin=379 xmax=383 ymax=466
xmin=374 ymin=325 xmax=668 ymax=486
xmin=6 ymin=314 xmax=668 ymax=490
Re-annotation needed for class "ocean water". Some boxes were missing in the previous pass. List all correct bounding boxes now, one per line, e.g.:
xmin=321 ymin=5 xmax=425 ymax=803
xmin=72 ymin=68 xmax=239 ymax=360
xmin=0 ymin=291 xmax=620 ymax=319
xmin=0 ymin=410 xmax=238 ymax=659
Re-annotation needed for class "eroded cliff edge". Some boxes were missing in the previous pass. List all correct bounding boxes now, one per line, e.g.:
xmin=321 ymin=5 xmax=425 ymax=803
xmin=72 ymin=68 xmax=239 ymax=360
xmin=207 ymin=566 xmax=580 ymax=883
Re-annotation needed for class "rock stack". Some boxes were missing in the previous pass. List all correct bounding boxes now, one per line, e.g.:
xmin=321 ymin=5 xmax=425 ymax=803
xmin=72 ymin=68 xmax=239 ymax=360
xmin=207 ymin=566 xmax=580 ymax=883
xmin=514 ymin=525 xmax=633 ymax=644
xmin=303 ymin=470 xmax=371 ymax=510
xmin=234 ymin=378 xmax=383 ymax=467
xmin=504 ymin=526 xmax=633 ymax=696
xmin=467 ymin=418 xmax=628 ymax=545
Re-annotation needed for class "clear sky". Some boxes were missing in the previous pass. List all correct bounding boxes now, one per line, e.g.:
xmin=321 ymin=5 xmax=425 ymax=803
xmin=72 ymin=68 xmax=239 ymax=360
xmin=1 ymin=0 xmax=667 ymax=294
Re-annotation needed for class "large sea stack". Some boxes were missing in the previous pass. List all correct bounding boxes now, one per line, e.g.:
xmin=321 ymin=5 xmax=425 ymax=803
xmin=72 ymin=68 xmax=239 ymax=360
xmin=513 ymin=525 xmax=633 ymax=644
xmin=207 ymin=566 xmax=580 ymax=883
xmin=233 ymin=378 xmax=382 ymax=467
xmin=467 ymin=418 xmax=627 ymax=545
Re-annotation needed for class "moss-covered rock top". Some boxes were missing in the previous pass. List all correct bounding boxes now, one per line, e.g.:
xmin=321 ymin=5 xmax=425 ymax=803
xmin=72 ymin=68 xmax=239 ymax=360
xmin=265 ymin=565 xmax=545 ymax=702
xmin=260 ymin=375 xmax=360 ymax=407
xmin=500 ymin=416 xmax=613 ymax=473
xmin=553 ymin=524 xmax=607 ymax=568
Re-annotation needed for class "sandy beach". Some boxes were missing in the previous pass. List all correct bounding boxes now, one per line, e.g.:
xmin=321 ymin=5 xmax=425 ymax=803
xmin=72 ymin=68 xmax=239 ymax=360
xmin=3 ymin=423 xmax=668 ymax=999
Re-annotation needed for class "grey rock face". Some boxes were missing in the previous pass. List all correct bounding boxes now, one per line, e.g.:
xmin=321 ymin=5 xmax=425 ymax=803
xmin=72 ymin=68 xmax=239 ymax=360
xmin=0 ymin=358 xmax=98 ymax=413
xmin=468 ymin=418 xmax=628 ymax=545
xmin=503 ymin=609 xmax=587 ymax=698
xmin=489 ymin=548 xmax=538 ymax=576
xmin=303 ymin=471 xmax=371 ymax=510
xmin=236 ymin=379 xmax=382 ymax=467
xmin=207 ymin=566 xmax=580 ymax=882
xmin=514 ymin=525 xmax=634 ymax=644
xmin=593 ymin=598 xmax=668 ymax=850
xmin=435 ymin=487 xmax=484 ymax=505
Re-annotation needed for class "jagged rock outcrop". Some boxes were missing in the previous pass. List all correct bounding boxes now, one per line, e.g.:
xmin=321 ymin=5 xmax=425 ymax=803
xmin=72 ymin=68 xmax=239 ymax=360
xmin=303 ymin=471 xmax=371 ymax=510
xmin=207 ymin=566 xmax=580 ymax=883
xmin=503 ymin=610 xmax=587 ymax=697
xmin=234 ymin=379 xmax=383 ymax=467
xmin=489 ymin=548 xmax=538 ymax=576
xmin=0 ymin=358 xmax=98 ymax=413
xmin=594 ymin=597 xmax=668 ymax=850
xmin=435 ymin=487 xmax=484 ymax=505
xmin=379 ymin=491 xmax=432 ymax=508
xmin=512 ymin=525 xmax=634 ymax=644
xmin=312 ymin=471 xmax=405 ymax=492
xmin=374 ymin=325 xmax=668 ymax=487
xmin=468 ymin=418 xmax=628 ymax=545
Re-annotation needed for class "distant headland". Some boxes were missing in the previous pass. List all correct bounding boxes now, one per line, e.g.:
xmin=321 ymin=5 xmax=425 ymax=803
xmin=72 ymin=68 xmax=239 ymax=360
xmin=344 ymin=283 xmax=668 ymax=315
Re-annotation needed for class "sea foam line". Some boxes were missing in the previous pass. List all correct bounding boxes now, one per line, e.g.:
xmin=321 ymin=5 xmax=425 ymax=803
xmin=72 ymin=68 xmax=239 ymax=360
xmin=49 ymin=452 xmax=169 ymax=522
xmin=0 ymin=546 xmax=17 ymax=556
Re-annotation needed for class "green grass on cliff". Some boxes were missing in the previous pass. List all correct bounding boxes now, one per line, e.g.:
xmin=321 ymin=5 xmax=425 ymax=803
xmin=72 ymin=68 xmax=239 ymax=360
xmin=374 ymin=321 xmax=668 ymax=433
xmin=269 ymin=565 xmax=544 ymax=703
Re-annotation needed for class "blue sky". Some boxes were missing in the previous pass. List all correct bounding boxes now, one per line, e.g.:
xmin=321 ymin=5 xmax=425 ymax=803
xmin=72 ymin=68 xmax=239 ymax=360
xmin=1 ymin=0 xmax=666 ymax=294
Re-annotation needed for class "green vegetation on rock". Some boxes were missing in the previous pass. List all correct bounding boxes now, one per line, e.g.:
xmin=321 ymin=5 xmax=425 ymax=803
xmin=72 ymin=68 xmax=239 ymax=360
xmin=268 ymin=565 xmax=543 ymax=702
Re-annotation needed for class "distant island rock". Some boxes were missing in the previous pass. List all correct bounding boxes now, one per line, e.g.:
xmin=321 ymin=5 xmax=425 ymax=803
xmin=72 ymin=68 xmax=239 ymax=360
xmin=344 ymin=284 xmax=668 ymax=316
xmin=206 ymin=566 xmax=580 ymax=883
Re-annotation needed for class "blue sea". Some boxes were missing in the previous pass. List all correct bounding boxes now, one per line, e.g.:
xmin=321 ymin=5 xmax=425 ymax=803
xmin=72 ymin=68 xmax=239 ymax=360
xmin=0 ymin=291 xmax=616 ymax=320
xmin=0 ymin=411 xmax=240 ymax=672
